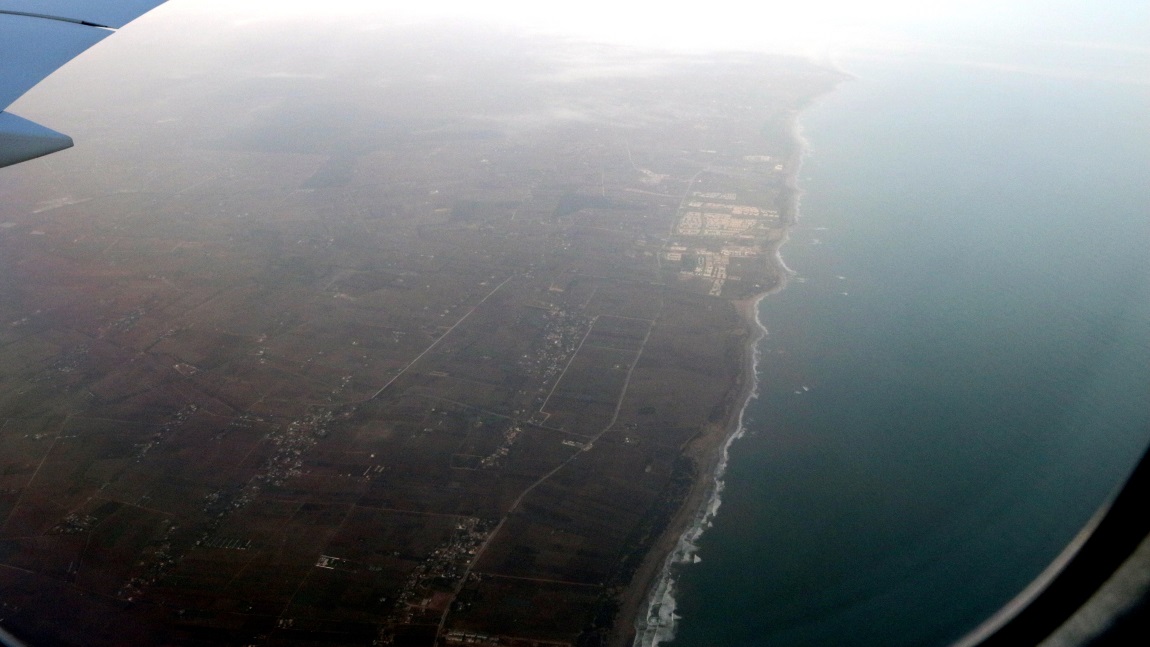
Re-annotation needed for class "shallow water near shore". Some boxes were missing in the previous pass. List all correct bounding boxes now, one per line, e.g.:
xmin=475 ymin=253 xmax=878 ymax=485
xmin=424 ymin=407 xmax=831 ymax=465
xmin=660 ymin=58 xmax=1150 ymax=646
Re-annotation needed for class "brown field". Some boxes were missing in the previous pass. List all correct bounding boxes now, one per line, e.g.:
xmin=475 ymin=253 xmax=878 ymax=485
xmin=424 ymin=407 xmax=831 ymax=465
xmin=0 ymin=24 xmax=844 ymax=647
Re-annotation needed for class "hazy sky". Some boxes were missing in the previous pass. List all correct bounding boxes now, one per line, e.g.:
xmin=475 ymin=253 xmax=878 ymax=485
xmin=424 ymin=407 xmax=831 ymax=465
xmin=174 ymin=0 xmax=1150 ymax=54
xmin=11 ymin=0 xmax=1150 ymax=123
xmin=146 ymin=0 xmax=1148 ymax=84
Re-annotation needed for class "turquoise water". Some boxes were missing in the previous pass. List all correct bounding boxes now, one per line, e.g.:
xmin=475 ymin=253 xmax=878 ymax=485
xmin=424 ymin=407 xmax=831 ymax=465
xmin=666 ymin=59 xmax=1150 ymax=646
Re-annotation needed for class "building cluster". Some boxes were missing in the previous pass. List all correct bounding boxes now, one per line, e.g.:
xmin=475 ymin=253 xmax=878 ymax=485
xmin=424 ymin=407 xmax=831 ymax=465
xmin=315 ymin=554 xmax=351 ymax=569
xmin=116 ymin=520 xmax=179 ymax=603
xmin=136 ymin=403 xmax=199 ymax=462
xmin=517 ymin=309 xmax=593 ymax=424
xmin=52 ymin=513 xmax=97 ymax=535
xmin=667 ymin=189 xmax=783 ymax=297
xmin=103 ymin=306 xmax=146 ymax=336
xmin=261 ymin=409 xmax=335 ymax=486
xmin=675 ymin=210 xmax=756 ymax=237
xmin=675 ymin=195 xmax=779 ymax=239
xmin=443 ymin=630 xmax=501 ymax=645
xmin=479 ymin=424 xmax=523 ymax=469
xmin=380 ymin=518 xmax=495 ymax=641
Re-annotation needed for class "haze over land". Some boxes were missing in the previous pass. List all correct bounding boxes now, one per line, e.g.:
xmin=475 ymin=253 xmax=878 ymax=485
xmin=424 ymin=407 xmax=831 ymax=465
xmin=1 ymin=7 xmax=842 ymax=644
xmin=1 ymin=2 xmax=1148 ymax=646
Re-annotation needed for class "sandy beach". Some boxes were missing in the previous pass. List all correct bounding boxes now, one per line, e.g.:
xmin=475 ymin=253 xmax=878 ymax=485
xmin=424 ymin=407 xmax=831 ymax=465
xmin=610 ymin=295 xmax=766 ymax=647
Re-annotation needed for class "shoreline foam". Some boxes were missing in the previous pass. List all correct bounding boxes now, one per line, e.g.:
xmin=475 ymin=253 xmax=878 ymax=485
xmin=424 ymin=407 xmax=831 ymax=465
xmin=627 ymin=105 xmax=818 ymax=647
xmin=630 ymin=299 xmax=765 ymax=646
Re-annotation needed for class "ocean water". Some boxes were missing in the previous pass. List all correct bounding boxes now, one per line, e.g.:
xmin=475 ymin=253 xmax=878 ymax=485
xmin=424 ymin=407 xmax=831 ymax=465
xmin=659 ymin=59 xmax=1150 ymax=646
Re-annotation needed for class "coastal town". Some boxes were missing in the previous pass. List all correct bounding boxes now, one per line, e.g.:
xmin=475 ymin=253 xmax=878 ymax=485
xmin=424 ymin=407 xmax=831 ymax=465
xmin=669 ymin=190 xmax=783 ymax=296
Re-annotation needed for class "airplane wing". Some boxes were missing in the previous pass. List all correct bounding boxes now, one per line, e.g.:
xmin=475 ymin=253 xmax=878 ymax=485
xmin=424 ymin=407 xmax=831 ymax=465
xmin=0 ymin=0 xmax=168 ymax=168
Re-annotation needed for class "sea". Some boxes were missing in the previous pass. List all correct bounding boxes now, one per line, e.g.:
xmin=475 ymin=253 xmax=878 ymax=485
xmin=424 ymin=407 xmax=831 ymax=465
xmin=639 ymin=55 xmax=1150 ymax=646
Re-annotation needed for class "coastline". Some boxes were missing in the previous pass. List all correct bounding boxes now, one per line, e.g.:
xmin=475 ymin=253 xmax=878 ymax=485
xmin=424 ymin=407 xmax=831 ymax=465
xmin=613 ymin=106 xmax=817 ymax=647
xmin=620 ymin=292 xmax=767 ymax=647
xmin=611 ymin=59 xmax=1150 ymax=647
